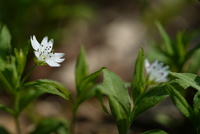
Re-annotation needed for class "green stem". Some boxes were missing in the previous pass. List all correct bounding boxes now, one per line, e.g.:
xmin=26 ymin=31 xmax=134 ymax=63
xmin=14 ymin=116 xmax=21 ymax=134
xmin=69 ymin=95 xmax=79 ymax=134
xmin=20 ymin=64 xmax=37 ymax=85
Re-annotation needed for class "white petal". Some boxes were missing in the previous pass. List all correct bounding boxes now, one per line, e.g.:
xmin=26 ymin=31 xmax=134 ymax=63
xmin=34 ymin=51 xmax=40 ymax=59
xmin=41 ymin=36 xmax=49 ymax=47
xmin=30 ymin=35 xmax=40 ymax=51
xmin=145 ymin=59 xmax=151 ymax=72
xmin=47 ymin=39 xmax=54 ymax=52
xmin=46 ymin=59 xmax=61 ymax=67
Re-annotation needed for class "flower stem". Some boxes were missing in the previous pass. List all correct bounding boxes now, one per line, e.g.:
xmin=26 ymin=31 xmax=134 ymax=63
xmin=14 ymin=116 xmax=21 ymax=134
xmin=21 ymin=64 xmax=37 ymax=85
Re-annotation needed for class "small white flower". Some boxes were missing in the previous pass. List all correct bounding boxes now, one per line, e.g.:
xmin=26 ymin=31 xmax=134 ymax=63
xmin=30 ymin=35 xmax=65 ymax=67
xmin=145 ymin=59 xmax=169 ymax=83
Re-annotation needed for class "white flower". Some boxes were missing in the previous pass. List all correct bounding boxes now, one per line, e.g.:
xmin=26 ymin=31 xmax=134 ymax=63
xmin=145 ymin=59 xmax=169 ymax=83
xmin=30 ymin=35 xmax=65 ymax=67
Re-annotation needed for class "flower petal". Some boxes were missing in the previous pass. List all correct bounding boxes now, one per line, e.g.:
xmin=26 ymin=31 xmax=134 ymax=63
xmin=30 ymin=35 xmax=40 ymax=51
xmin=41 ymin=36 xmax=49 ymax=47
xmin=46 ymin=59 xmax=61 ymax=67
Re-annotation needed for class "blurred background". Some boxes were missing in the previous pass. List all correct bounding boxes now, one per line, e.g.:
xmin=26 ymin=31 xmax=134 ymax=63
xmin=0 ymin=0 xmax=200 ymax=133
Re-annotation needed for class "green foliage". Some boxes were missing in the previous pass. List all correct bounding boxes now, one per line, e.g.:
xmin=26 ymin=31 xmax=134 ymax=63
xmin=75 ymin=46 xmax=89 ymax=94
xmin=170 ymin=72 xmax=200 ymax=91
xmin=73 ymin=46 xmax=104 ymax=106
xmin=30 ymin=118 xmax=69 ymax=134
xmin=131 ymin=84 xmax=168 ymax=120
xmin=0 ymin=126 xmax=10 ymax=134
xmin=132 ymin=48 xmax=145 ymax=103
xmin=96 ymin=69 xmax=131 ymax=134
xmin=24 ymin=79 xmax=70 ymax=100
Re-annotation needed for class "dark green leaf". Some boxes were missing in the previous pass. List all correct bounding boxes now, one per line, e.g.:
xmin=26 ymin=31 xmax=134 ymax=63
xmin=170 ymin=72 xmax=200 ymax=91
xmin=75 ymin=46 xmax=88 ymax=93
xmin=18 ymin=87 xmax=44 ymax=112
xmin=97 ymin=69 xmax=131 ymax=134
xmin=132 ymin=48 xmax=145 ymax=103
xmin=142 ymin=129 xmax=168 ymax=134
xmin=0 ymin=126 xmax=10 ymax=134
xmin=77 ymin=67 xmax=105 ymax=103
xmin=30 ymin=118 xmax=69 ymax=134
xmin=0 ymin=104 xmax=13 ymax=114
xmin=131 ymin=84 xmax=168 ymax=120
xmin=155 ymin=21 xmax=173 ymax=56
xmin=166 ymin=84 xmax=195 ymax=120
xmin=176 ymin=31 xmax=185 ymax=64
xmin=194 ymin=91 xmax=200 ymax=110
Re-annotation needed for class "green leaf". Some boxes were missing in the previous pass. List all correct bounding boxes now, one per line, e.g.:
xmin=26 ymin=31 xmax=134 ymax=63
xmin=0 ymin=24 xmax=12 ymax=58
xmin=97 ymin=69 xmax=131 ymax=134
xmin=170 ymin=72 xmax=200 ymax=91
xmin=0 ymin=104 xmax=13 ymax=114
xmin=193 ymin=91 xmax=200 ymax=110
xmin=166 ymin=84 xmax=195 ymax=121
xmin=1 ymin=56 xmax=18 ymax=90
xmin=132 ymin=48 xmax=145 ymax=103
xmin=142 ymin=129 xmax=168 ymax=134
xmin=175 ymin=31 xmax=185 ymax=64
xmin=77 ymin=67 xmax=105 ymax=104
xmin=155 ymin=21 xmax=173 ymax=56
xmin=24 ymin=79 xmax=70 ymax=100
xmin=30 ymin=118 xmax=69 ymax=134
xmin=131 ymin=84 xmax=168 ymax=121
xmin=14 ymin=46 xmax=29 ymax=78
xmin=17 ymin=87 xmax=44 ymax=113
xmin=75 ymin=46 xmax=88 ymax=93
xmin=0 ymin=126 xmax=10 ymax=134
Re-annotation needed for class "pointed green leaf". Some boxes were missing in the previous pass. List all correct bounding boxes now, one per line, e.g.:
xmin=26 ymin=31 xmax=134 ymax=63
xmin=75 ymin=46 xmax=88 ymax=93
xmin=0 ymin=25 xmax=12 ymax=58
xmin=155 ymin=21 xmax=173 ymax=56
xmin=0 ymin=104 xmax=13 ymax=114
xmin=77 ymin=67 xmax=105 ymax=104
xmin=131 ymin=84 xmax=168 ymax=121
xmin=24 ymin=79 xmax=70 ymax=100
xmin=170 ymin=72 xmax=200 ymax=91
xmin=132 ymin=48 xmax=145 ymax=103
xmin=97 ymin=69 xmax=131 ymax=134
xmin=176 ymin=31 xmax=185 ymax=64
xmin=166 ymin=84 xmax=195 ymax=121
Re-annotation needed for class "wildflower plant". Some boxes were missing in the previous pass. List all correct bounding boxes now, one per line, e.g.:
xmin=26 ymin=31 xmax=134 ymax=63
xmin=1 ymin=21 xmax=200 ymax=134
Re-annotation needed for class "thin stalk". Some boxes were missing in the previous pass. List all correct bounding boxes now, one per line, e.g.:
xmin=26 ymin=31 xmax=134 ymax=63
xmin=14 ymin=116 xmax=21 ymax=134
xmin=20 ymin=64 xmax=37 ymax=85
xmin=70 ymin=105 xmax=78 ymax=134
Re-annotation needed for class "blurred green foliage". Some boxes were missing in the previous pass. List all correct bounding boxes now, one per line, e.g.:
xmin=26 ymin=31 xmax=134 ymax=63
xmin=0 ymin=0 xmax=96 ymax=47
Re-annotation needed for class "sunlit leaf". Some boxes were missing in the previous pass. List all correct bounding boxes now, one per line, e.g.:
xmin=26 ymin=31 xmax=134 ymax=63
xmin=170 ymin=72 xmax=200 ymax=91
